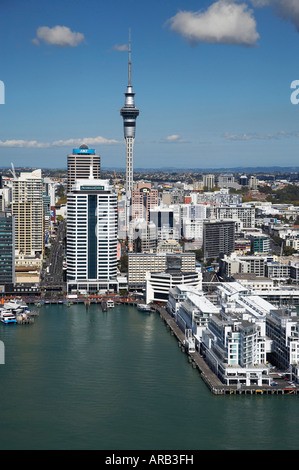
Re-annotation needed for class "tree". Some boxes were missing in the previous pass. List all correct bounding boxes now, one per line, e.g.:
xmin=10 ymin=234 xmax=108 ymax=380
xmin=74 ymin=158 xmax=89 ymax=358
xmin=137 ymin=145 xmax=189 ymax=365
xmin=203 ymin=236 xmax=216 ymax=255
xmin=119 ymin=254 xmax=128 ymax=272
xmin=283 ymin=245 xmax=296 ymax=256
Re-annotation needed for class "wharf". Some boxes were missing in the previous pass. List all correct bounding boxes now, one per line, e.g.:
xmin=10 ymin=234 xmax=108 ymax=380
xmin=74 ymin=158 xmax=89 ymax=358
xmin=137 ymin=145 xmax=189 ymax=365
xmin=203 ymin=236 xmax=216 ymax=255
xmin=153 ymin=305 xmax=299 ymax=396
xmin=24 ymin=296 xmax=140 ymax=306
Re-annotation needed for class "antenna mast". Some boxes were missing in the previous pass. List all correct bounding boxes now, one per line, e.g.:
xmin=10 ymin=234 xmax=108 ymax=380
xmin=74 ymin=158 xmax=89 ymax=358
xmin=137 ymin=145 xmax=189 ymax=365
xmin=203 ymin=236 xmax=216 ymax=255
xmin=128 ymin=28 xmax=131 ymax=86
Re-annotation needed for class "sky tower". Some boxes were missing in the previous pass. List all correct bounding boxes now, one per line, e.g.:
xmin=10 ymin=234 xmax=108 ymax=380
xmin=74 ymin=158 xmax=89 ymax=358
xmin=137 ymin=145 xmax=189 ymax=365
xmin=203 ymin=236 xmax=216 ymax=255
xmin=120 ymin=30 xmax=139 ymax=197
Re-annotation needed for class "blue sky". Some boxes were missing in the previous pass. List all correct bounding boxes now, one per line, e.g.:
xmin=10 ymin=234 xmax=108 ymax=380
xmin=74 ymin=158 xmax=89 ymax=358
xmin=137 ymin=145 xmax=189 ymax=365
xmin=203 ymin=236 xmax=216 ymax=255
xmin=0 ymin=0 xmax=299 ymax=170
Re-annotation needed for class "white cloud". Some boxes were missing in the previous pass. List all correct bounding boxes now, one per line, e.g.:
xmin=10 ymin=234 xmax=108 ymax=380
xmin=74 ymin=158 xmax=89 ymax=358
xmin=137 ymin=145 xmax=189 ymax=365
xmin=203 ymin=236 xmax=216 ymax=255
xmin=223 ymin=130 xmax=299 ymax=140
xmin=249 ymin=0 xmax=299 ymax=31
xmin=166 ymin=0 xmax=259 ymax=46
xmin=32 ymin=25 xmax=85 ymax=47
xmin=162 ymin=134 xmax=189 ymax=143
xmin=0 ymin=136 xmax=120 ymax=148
xmin=52 ymin=136 xmax=120 ymax=146
xmin=112 ymin=43 xmax=128 ymax=52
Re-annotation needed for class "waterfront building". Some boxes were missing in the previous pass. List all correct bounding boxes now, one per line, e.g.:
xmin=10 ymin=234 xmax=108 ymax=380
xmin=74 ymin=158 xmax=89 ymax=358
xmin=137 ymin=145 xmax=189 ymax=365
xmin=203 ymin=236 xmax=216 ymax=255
xmin=168 ymin=281 xmax=275 ymax=386
xmin=165 ymin=280 xmax=299 ymax=386
xmin=66 ymin=177 xmax=118 ymax=294
xmin=202 ymin=315 xmax=271 ymax=387
xmin=67 ymin=145 xmax=101 ymax=193
xmin=11 ymin=169 xmax=44 ymax=257
xmin=266 ymin=308 xmax=299 ymax=380
xmin=167 ymin=285 xmax=220 ymax=342
xmin=128 ymin=252 xmax=196 ymax=289
xmin=145 ymin=270 xmax=202 ymax=304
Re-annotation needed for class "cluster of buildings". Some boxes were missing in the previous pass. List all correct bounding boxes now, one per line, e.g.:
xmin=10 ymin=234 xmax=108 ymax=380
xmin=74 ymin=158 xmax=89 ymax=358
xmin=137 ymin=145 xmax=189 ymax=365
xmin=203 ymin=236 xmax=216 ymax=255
xmin=0 ymin=168 xmax=58 ymax=295
xmin=2 ymin=36 xmax=299 ymax=386
xmin=167 ymin=282 xmax=299 ymax=386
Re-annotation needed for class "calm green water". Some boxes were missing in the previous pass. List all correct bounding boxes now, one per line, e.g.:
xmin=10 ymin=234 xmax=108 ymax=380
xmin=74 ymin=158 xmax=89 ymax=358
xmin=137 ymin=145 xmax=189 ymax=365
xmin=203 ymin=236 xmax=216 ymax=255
xmin=0 ymin=303 xmax=299 ymax=450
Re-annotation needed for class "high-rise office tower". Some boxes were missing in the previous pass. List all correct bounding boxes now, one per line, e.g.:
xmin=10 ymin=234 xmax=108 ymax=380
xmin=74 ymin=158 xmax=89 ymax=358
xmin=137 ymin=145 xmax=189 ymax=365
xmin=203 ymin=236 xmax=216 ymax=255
xmin=11 ymin=169 xmax=44 ymax=256
xmin=67 ymin=145 xmax=101 ymax=193
xmin=120 ymin=31 xmax=139 ymax=197
xmin=0 ymin=211 xmax=15 ymax=289
xmin=66 ymin=176 xmax=118 ymax=294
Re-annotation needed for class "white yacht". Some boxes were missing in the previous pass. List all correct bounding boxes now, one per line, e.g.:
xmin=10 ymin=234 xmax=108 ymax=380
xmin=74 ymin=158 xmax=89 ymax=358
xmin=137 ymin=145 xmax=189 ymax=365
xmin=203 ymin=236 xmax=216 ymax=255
xmin=137 ymin=303 xmax=151 ymax=313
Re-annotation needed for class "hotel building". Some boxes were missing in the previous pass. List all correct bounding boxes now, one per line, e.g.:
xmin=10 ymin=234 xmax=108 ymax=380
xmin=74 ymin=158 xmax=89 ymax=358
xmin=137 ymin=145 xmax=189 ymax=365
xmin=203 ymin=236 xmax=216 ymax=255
xmin=66 ymin=177 xmax=118 ymax=294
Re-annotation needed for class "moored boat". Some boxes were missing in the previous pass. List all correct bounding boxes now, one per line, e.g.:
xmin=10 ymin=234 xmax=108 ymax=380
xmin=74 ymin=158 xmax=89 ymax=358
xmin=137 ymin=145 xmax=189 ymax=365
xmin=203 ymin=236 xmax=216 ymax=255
xmin=137 ymin=303 xmax=151 ymax=313
xmin=2 ymin=299 xmax=31 ymax=315
xmin=0 ymin=310 xmax=17 ymax=324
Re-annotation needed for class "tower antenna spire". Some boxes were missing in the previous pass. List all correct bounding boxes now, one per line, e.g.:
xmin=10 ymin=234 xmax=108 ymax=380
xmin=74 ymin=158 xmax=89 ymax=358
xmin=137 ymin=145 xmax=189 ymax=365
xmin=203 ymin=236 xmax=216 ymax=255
xmin=128 ymin=28 xmax=131 ymax=87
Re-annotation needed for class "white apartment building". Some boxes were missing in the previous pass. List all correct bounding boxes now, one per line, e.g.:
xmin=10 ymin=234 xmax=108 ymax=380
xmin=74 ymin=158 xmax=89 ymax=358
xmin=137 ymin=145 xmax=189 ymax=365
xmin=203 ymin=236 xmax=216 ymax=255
xmin=205 ymin=282 xmax=273 ymax=386
xmin=67 ymin=178 xmax=118 ymax=294
xmin=180 ymin=203 xmax=206 ymax=241
xmin=11 ymin=169 xmax=44 ymax=256
xmin=167 ymin=285 xmax=220 ymax=342
xmin=169 ymin=281 xmax=273 ymax=386
xmin=149 ymin=205 xmax=181 ymax=242
xmin=216 ymin=204 xmax=255 ymax=229
xmin=265 ymin=262 xmax=291 ymax=281
xmin=266 ymin=308 xmax=299 ymax=380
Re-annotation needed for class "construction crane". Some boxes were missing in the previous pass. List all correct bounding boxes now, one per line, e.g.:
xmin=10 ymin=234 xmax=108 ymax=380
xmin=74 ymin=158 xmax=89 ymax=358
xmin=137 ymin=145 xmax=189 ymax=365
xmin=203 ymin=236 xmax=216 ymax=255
xmin=10 ymin=162 xmax=16 ymax=179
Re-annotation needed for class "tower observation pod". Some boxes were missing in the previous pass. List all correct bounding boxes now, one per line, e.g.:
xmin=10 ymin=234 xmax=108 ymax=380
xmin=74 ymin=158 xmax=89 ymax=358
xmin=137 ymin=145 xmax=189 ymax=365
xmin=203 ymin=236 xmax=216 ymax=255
xmin=120 ymin=30 xmax=140 ymax=198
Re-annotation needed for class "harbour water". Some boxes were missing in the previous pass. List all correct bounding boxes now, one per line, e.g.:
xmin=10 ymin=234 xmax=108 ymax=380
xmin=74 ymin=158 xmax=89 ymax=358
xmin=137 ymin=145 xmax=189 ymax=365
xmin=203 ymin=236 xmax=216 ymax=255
xmin=0 ymin=302 xmax=299 ymax=450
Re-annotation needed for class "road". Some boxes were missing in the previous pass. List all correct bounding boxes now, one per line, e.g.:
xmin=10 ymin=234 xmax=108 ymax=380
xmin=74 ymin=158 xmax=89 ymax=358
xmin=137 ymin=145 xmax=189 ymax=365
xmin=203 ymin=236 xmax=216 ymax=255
xmin=42 ymin=219 xmax=66 ymax=292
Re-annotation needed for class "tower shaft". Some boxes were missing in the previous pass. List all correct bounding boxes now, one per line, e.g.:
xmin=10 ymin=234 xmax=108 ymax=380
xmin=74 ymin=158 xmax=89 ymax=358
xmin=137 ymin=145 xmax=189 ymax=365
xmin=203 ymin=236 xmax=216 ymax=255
xmin=125 ymin=136 xmax=134 ymax=196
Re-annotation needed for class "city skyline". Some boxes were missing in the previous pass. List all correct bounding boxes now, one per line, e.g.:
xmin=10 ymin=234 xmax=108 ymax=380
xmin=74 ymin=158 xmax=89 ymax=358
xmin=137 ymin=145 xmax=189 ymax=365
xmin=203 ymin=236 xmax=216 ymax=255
xmin=0 ymin=0 xmax=299 ymax=169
